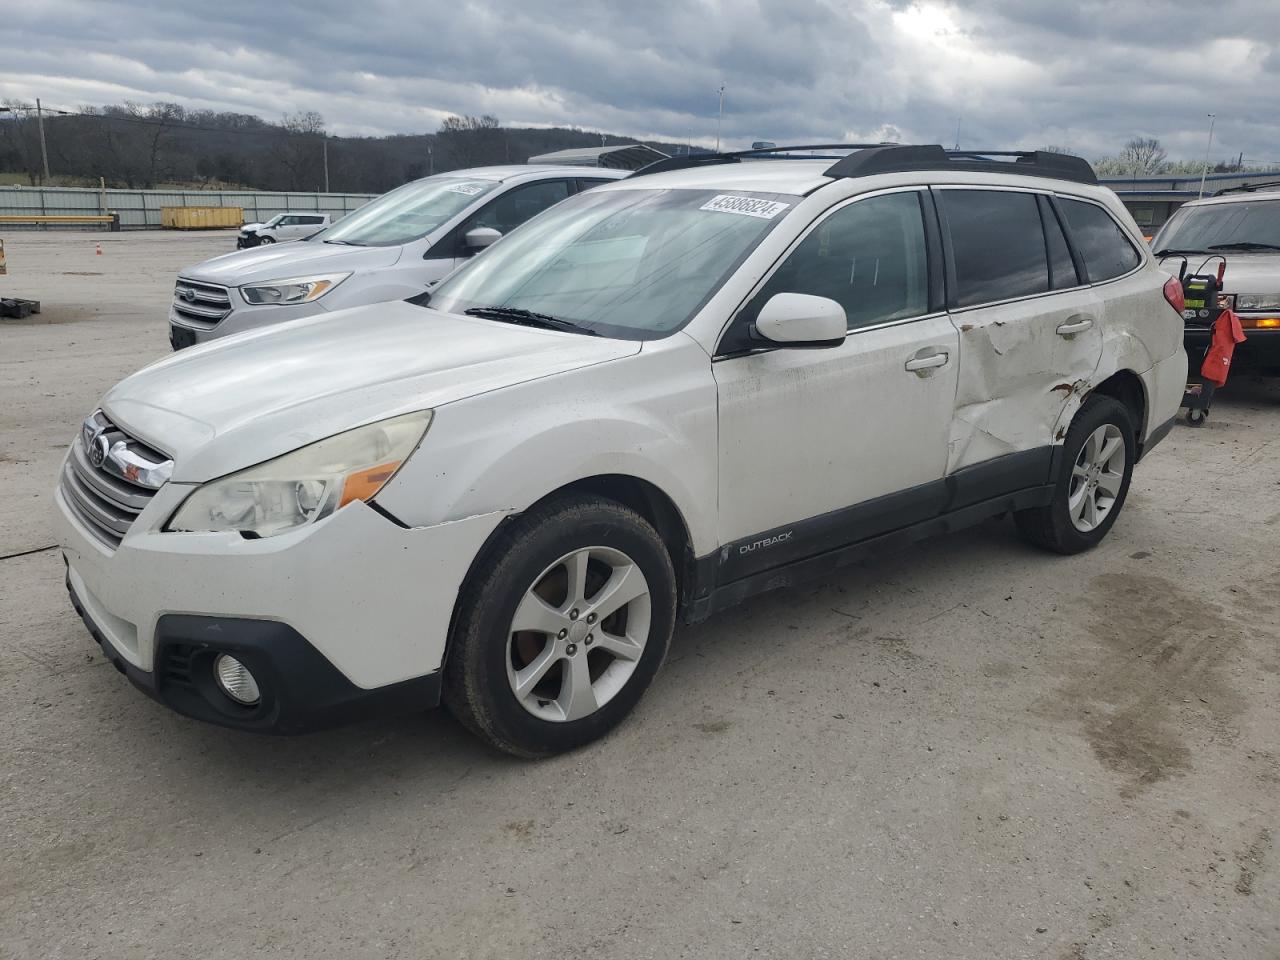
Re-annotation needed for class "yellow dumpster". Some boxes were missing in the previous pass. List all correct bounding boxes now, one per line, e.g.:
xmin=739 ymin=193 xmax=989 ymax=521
xmin=161 ymin=207 xmax=244 ymax=230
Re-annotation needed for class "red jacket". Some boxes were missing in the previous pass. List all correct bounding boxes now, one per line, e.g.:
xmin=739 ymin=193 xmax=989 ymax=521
xmin=1201 ymin=310 xmax=1247 ymax=387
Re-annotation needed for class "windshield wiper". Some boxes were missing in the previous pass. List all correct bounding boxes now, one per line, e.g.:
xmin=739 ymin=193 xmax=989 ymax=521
xmin=1207 ymin=241 xmax=1280 ymax=252
xmin=1153 ymin=247 xmax=1205 ymax=257
xmin=463 ymin=306 xmax=599 ymax=336
xmin=323 ymin=239 xmax=364 ymax=246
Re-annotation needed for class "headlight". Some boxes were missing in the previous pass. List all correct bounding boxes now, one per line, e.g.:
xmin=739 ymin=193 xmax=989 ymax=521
xmin=1234 ymin=293 xmax=1280 ymax=311
xmin=167 ymin=411 xmax=431 ymax=538
xmin=240 ymin=273 xmax=350 ymax=305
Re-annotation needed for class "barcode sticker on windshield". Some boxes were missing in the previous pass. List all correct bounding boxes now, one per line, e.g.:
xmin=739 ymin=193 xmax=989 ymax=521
xmin=448 ymin=182 xmax=486 ymax=196
xmin=700 ymin=195 xmax=790 ymax=219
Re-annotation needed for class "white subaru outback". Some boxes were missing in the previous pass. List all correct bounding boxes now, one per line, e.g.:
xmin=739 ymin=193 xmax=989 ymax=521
xmin=54 ymin=145 xmax=1187 ymax=756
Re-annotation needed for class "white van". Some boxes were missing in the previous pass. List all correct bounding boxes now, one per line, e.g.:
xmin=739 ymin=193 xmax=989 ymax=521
xmin=170 ymin=166 xmax=628 ymax=349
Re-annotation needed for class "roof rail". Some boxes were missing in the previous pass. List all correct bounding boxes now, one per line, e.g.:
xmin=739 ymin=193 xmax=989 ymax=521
xmin=633 ymin=143 xmax=1098 ymax=186
xmin=631 ymin=143 xmax=891 ymax=177
xmin=823 ymin=145 xmax=1097 ymax=185
xmin=1213 ymin=179 xmax=1280 ymax=196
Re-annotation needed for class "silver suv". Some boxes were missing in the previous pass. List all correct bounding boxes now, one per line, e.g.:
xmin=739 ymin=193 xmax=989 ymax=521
xmin=171 ymin=166 xmax=627 ymax=349
xmin=236 ymin=212 xmax=331 ymax=248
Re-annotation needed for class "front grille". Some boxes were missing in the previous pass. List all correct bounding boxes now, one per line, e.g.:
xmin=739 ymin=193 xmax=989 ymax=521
xmin=60 ymin=411 xmax=172 ymax=549
xmin=172 ymin=279 xmax=232 ymax=329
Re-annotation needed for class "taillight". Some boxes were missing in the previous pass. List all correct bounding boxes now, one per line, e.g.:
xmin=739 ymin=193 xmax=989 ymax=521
xmin=1163 ymin=276 xmax=1185 ymax=316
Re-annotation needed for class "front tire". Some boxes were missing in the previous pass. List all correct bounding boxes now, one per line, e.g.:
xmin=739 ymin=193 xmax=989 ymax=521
xmin=444 ymin=496 xmax=677 ymax=757
xmin=1015 ymin=395 xmax=1135 ymax=554
xmin=258 ymin=236 xmax=275 ymax=244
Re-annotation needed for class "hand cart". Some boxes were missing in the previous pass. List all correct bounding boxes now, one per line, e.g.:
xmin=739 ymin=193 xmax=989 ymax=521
xmin=1167 ymin=256 xmax=1228 ymax=427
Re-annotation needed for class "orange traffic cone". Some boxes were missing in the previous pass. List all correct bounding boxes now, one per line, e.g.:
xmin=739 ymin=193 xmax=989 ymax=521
xmin=95 ymin=243 xmax=102 ymax=256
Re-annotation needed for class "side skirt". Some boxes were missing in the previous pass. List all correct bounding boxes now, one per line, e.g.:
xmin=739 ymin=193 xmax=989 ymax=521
xmin=682 ymin=485 xmax=1053 ymax=623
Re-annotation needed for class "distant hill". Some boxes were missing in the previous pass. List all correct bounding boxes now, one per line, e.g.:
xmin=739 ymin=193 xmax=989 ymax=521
xmin=0 ymin=102 xmax=706 ymax=194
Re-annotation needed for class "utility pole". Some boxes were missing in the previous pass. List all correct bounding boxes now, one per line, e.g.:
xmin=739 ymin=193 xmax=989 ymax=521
xmin=1197 ymin=113 xmax=1216 ymax=199
xmin=427 ymin=143 xmax=434 ymax=176
xmin=953 ymin=118 xmax=961 ymax=151
xmin=716 ymin=84 xmax=725 ymax=152
xmin=322 ymin=137 xmax=330 ymax=193
xmin=36 ymin=98 xmax=51 ymax=183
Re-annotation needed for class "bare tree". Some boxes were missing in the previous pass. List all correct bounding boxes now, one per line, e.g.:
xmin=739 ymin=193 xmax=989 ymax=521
xmin=126 ymin=102 xmax=185 ymax=187
xmin=0 ymin=99 xmax=43 ymax=184
xmin=1117 ymin=137 xmax=1168 ymax=174
xmin=437 ymin=114 xmax=504 ymax=169
xmin=279 ymin=111 xmax=327 ymax=190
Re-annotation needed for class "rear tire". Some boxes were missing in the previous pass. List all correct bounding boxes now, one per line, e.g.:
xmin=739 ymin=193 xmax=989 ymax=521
xmin=1015 ymin=395 xmax=1135 ymax=554
xmin=444 ymin=496 xmax=676 ymax=757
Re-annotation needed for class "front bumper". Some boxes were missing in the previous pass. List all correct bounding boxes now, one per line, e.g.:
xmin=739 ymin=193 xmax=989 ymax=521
xmin=236 ymin=233 xmax=260 ymax=249
xmin=1185 ymin=325 xmax=1280 ymax=369
xmin=54 ymin=475 xmax=507 ymax=732
xmin=68 ymin=573 xmax=441 ymax=733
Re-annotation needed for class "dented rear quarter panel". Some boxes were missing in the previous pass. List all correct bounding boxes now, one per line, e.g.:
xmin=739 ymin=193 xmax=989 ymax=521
xmin=1062 ymin=265 xmax=1180 ymax=440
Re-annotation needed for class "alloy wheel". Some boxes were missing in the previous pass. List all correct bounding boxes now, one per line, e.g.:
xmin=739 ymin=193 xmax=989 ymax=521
xmin=505 ymin=546 xmax=652 ymax=722
xmin=1069 ymin=423 xmax=1126 ymax=532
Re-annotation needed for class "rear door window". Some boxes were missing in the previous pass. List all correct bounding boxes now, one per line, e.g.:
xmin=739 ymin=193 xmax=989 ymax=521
xmin=1058 ymin=198 xmax=1141 ymax=282
xmin=943 ymin=190 xmax=1049 ymax=307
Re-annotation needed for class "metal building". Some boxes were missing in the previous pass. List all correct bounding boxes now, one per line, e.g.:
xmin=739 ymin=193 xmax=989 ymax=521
xmin=1101 ymin=170 xmax=1280 ymax=234
xmin=527 ymin=144 xmax=669 ymax=171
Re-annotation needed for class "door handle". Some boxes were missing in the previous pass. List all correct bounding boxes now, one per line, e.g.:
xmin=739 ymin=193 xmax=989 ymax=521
xmin=904 ymin=352 xmax=949 ymax=375
xmin=1056 ymin=316 xmax=1095 ymax=338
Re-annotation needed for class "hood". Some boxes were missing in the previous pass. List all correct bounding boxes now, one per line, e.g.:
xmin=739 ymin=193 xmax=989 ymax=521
xmin=182 ymin=241 xmax=403 ymax=286
xmin=1156 ymin=251 xmax=1280 ymax=294
xmin=1219 ymin=253 xmax=1280 ymax=295
xmin=241 ymin=222 xmax=265 ymax=232
xmin=102 ymin=301 xmax=640 ymax=482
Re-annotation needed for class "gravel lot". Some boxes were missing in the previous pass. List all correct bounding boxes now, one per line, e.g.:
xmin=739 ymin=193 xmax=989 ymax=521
xmin=2 ymin=230 xmax=1278 ymax=960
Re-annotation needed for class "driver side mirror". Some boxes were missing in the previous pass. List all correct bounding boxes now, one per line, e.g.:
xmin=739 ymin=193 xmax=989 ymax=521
xmin=752 ymin=293 xmax=847 ymax=348
xmin=464 ymin=227 xmax=502 ymax=252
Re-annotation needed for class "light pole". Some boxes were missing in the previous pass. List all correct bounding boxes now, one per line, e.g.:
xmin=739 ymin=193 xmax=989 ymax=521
xmin=36 ymin=98 xmax=51 ymax=183
xmin=322 ymin=136 xmax=330 ymax=193
xmin=716 ymin=84 xmax=725 ymax=153
xmin=1198 ymin=113 xmax=1216 ymax=199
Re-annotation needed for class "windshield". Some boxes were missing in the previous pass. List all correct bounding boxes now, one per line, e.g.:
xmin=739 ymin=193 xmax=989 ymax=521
xmin=1156 ymin=198 xmax=1280 ymax=254
xmin=264 ymin=215 xmax=285 ymax=228
xmin=315 ymin=176 xmax=500 ymax=247
xmin=424 ymin=187 xmax=797 ymax=340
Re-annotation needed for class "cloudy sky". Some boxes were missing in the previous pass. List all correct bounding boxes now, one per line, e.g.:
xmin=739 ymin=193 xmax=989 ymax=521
xmin=2 ymin=0 xmax=1277 ymax=162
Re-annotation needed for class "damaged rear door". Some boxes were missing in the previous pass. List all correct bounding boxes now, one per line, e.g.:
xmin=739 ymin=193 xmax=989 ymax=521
xmin=935 ymin=187 xmax=1104 ymax=476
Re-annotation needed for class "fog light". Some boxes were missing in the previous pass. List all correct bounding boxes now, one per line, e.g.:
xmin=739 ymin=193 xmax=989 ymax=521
xmin=213 ymin=654 xmax=261 ymax=706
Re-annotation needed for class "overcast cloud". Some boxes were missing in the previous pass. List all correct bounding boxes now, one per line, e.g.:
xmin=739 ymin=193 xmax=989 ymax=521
xmin=2 ymin=0 xmax=1278 ymax=163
